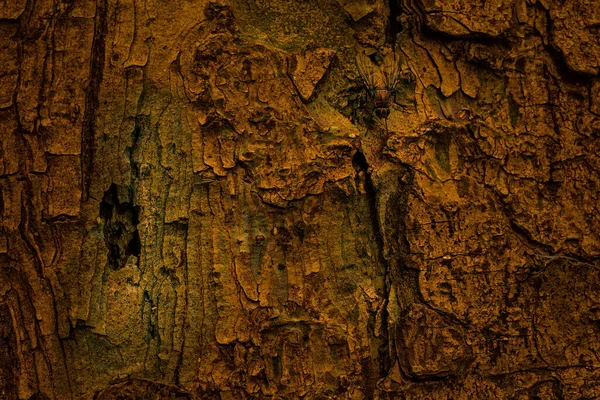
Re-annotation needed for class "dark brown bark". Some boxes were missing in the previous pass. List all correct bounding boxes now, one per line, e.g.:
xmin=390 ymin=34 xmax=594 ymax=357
xmin=1 ymin=0 xmax=600 ymax=398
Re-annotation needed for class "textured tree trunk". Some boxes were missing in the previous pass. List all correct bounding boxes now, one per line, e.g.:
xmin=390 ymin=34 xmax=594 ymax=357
xmin=1 ymin=0 xmax=600 ymax=398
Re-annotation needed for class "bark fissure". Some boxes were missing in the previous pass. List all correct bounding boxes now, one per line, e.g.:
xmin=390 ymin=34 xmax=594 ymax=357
xmin=81 ymin=0 xmax=108 ymax=200
xmin=387 ymin=0 xmax=403 ymax=45
xmin=352 ymin=150 xmax=392 ymax=379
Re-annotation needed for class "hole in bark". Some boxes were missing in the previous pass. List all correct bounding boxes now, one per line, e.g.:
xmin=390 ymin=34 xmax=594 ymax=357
xmin=352 ymin=151 xmax=369 ymax=172
xmin=100 ymin=184 xmax=140 ymax=270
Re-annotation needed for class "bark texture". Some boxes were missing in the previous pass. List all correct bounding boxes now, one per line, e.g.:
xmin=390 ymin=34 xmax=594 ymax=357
xmin=1 ymin=0 xmax=600 ymax=398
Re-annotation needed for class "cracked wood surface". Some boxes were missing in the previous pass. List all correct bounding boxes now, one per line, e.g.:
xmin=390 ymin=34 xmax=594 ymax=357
xmin=1 ymin=0 xmax=600 ymax=398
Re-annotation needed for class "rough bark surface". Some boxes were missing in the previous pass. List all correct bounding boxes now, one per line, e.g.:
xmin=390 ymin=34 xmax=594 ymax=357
xmin=1 ymin=0 xmax=600 ymax=398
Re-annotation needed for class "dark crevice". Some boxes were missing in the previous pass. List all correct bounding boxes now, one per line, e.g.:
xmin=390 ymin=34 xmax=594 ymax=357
xmin=543 ymin=44 xmax=593 ymax=84
xmin=538 ymin=3 xmax=595 ymax=84
xmin=0 ymin=303 xmax=18 ymax=399
xmin=509 ymin=220 xmax=555 ymax=254
xmin=142 ymin=290 xmax=158 ymax=340
xmin=415 ymin=2 xmax=593 ymax=84
xmin=492 ymin=189 xmax=557 ymax=255
xmin=81 ymin=0 xmax=108 ymax=201
xmin=421 ymin=24 xmax=512 ymax=46
xmin=387 ymin=0 xmax=403 ymax=46
xmin=100 ymin=184 xmax=140 ymax=270
xmin=353 ymin=152 xmax=385 ymax=259
xmin=127 ymin=119 xmax=143 ymax=179
xmin=352 ymin=150 xmax=369 ymax=173
xmin=352 ymin=151 xmax=391 ymax=378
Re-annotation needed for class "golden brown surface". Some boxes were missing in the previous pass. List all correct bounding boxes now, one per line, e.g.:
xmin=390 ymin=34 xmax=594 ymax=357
xmin=1 ymin=0 xmax=600 ymax=398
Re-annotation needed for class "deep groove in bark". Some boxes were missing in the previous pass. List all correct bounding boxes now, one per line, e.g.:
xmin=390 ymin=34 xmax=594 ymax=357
xmin=353 ymin=150 xmax=391 ymax=378
xmin=81 ymin=0 xmax=108 ymax=201
xmin=387 ymin=0 xmax=403 ymax=45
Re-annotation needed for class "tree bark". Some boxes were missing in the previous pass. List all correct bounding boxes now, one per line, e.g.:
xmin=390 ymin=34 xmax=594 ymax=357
xmin=1 ymin=0 xmax=600 ymax=398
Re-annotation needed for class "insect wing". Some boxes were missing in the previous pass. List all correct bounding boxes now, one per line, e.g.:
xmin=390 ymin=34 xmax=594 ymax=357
xmin=356 ymin=53 xmax=378 ymax=90
xmin=382 ymin=52 xmax=401 ymax=91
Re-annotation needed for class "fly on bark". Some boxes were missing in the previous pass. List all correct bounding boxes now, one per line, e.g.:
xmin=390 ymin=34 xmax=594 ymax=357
xmin=355 ymin=51 xmax=413 ymax=121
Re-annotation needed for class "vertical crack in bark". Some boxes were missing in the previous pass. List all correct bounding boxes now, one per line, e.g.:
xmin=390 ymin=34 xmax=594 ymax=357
xmin=387 ymin=0 xmax=402 ymax=46
xmin=352 ymin=151 xmax=391 ymax=381
xmin=385 ymin=166 xmax=420 ymax=312
xmin=536 ymin=2 xmax=595 ymax=84
xmin=81 ymin=0 xmax=108 ymax=201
